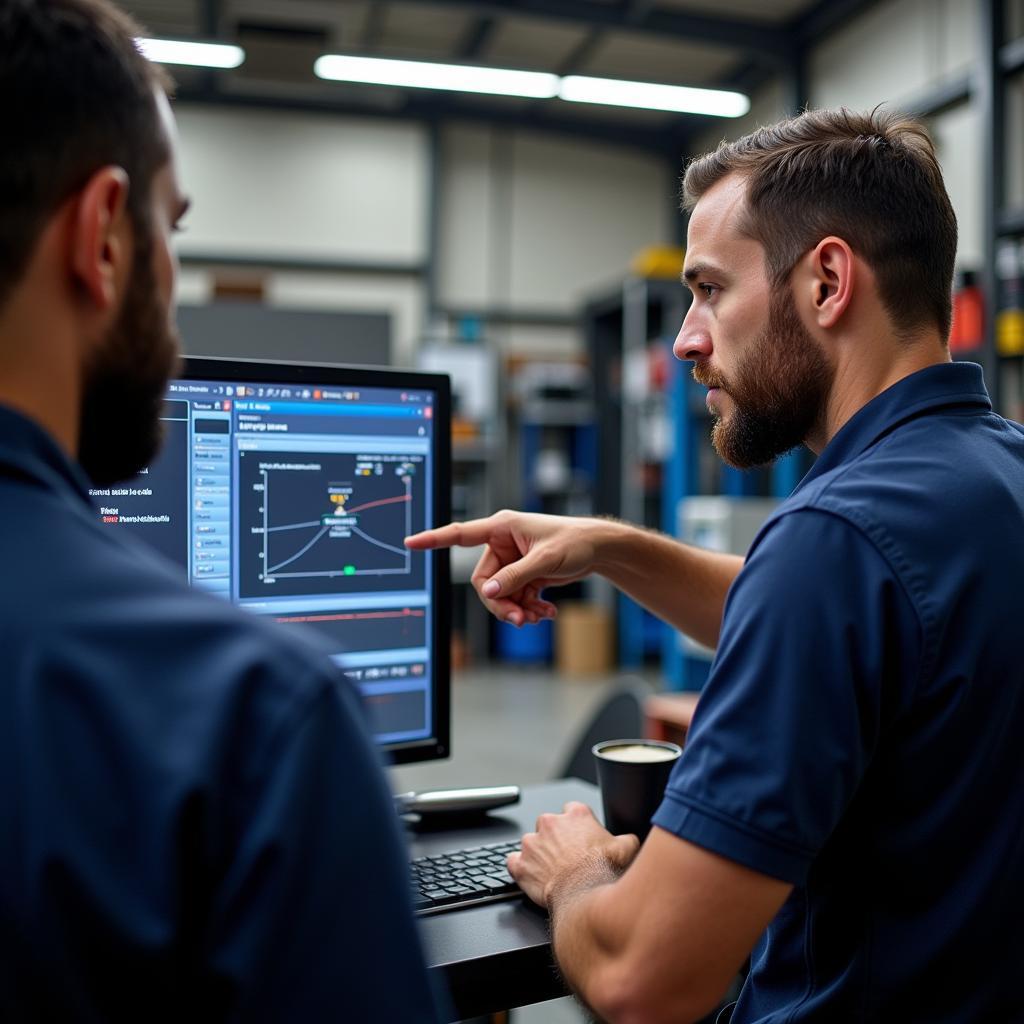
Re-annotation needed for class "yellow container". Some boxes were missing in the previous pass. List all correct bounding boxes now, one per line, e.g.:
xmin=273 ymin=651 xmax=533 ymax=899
xmin=996 ymin=308 xmax=1024 ymax=356
xmin=631 ymin=245 xmax=685 ymax=280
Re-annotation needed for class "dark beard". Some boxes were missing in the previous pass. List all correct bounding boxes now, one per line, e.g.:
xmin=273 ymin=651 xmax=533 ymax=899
xmin=695 ymin=291 xmax=833 ymax=469
xmin=78 ymin=215 xmax=180 ymax=487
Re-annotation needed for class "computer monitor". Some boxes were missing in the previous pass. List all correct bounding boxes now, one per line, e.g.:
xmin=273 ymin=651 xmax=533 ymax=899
xmin=87 ymin=356 xmax=451 ymax=765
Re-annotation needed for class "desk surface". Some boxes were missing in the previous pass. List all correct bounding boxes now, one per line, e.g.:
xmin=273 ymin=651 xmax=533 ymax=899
xmin=409 ymin=778 xmax=599 ymax=1021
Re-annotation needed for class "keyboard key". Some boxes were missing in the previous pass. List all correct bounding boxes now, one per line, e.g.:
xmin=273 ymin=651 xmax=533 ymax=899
xmin=429 ymin=891 xmax=470 ymax=906
xmin=410 ymin=844 xmax=522 ymax=913
xmin=479 ymin=876 xmax=514 ymax=891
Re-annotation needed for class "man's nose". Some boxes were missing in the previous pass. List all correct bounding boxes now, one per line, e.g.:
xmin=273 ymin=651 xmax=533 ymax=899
xmin=673 ymin=309 xmax=712 ymax=361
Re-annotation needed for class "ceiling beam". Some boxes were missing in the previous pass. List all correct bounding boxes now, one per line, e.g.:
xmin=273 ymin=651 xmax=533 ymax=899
xmin=555 ymin=25 xmax=604 ymax=76
xmin=624 ymin=0 xmax=658 ymax=19
xmin=201 ymin=0 xmax=221 ymax=36
xmin=457 ymin=16 xmax=498 ymax=59
xmin=361 ymin=0 xmax=388 ymax=52
xmin=393 ymin=0 xmax=796 ymax=65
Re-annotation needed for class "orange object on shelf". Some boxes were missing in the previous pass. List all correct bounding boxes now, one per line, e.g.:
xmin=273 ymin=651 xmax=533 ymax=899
xmin=949 ymin=272 xmax=984 ymax=353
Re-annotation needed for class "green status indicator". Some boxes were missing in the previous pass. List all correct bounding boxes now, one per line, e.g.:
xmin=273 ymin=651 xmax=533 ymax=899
xmin=344 ymin=565 xmax=356 ymax=575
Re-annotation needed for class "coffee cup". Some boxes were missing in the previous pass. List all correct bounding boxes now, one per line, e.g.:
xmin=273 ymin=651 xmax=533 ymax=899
xmin=592 ymin=739 xmax=683 ymax=840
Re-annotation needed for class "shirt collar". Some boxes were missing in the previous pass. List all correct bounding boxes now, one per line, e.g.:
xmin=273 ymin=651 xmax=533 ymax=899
xmin=796 ymin=361 xmax=991 ymax=491
xmin=0 ymin=403 xmax=93 ymax=504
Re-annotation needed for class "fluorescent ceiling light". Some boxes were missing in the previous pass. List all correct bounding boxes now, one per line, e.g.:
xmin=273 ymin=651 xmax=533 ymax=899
xmin=560 ymin=76 xmax=749 ymax=118
xmin=314 ymin=55 xmax=559 ymax=99
xmin=314 ymin=54 xmax=748 ymax=117
xmin=138 ymin=37 xmax=245 ymax=69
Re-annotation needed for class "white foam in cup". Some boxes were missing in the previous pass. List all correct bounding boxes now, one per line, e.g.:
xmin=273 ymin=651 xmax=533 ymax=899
xmin=598 ymin=743 xmax=679 ymax=764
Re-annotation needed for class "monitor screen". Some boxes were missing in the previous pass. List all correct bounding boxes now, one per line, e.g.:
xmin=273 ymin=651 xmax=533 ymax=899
xmin=88 ymin=356 xmax=451 ymax=765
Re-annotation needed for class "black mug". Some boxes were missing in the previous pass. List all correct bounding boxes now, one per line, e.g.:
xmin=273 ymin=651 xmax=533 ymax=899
xmin=593 ymin=739 xmax=683 ymax=840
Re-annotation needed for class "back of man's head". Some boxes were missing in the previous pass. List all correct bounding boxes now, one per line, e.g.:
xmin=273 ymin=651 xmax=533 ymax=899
xmin=683 ymin=108 xmax=958 ymax=343
xmin=0 ymin=0 xmax=170 ymax=311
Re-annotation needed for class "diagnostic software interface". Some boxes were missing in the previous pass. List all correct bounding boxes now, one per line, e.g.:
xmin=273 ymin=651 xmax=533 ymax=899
xmin=87 ymin=374 xmax=438 ymax=747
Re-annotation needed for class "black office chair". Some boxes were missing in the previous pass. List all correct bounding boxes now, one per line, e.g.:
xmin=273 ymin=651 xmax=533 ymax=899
xmin=554 ymin=677 xmax=652 ymax=784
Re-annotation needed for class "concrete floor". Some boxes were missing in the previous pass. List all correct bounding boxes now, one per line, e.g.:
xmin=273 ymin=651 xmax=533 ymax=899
xmin=390 ymin=664 xmax=661 ymax=1024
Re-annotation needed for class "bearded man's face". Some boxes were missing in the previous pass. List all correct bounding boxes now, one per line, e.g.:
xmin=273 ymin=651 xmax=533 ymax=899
xmin=78 ymin=207 xmax=180 ymax=487
xmin=692 ymin=288 xmax=833 ymax=469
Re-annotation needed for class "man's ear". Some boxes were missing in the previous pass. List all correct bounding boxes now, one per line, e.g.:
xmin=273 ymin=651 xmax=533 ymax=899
xmin=800 ymin=236 xmax=855 ymax=329
xmin=69 ymin=166 xmax=131 ymax=311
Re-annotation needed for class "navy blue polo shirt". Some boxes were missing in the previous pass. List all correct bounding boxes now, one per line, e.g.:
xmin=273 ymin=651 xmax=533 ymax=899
xmin=0 ymin=405 xmax=443 ymax=1022
xmin=652 ymin=362 xmax=1024 ymax=1022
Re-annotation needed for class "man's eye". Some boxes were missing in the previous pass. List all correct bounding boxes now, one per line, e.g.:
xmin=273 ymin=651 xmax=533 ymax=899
xmin=699 ymin=283 xmax=718 ymax=298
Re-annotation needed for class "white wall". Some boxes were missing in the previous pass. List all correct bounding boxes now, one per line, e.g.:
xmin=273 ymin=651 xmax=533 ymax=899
xmin=437 ymin=125 xmax=671 ymax=315
xmin=810 ymin=0 xmax=977 ymax=111
xmin=436 ymin=125 xmax=498 ymax=312
xmin=505 ymin=134 xmax=671 ymax=311
xmin=174 ymin=106 xmax=427 ymax=263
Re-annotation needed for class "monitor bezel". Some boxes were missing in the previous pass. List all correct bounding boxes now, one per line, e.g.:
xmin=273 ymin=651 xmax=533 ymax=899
xmin=178 ymin=355 xmax=451 ymax=766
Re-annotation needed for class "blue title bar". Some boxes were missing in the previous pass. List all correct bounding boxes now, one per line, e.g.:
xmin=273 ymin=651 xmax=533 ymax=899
xmin=234 ymin=401 xmax=424 ymax=418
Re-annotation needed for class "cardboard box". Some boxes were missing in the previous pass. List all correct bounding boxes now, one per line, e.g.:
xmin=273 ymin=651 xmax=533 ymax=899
xmin=556 ymin=602 xmax=614 ymax=677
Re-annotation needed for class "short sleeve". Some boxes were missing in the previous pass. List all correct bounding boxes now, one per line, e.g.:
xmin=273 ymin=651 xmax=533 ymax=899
xmin=651 ymin=509 xmax=922 ymax=884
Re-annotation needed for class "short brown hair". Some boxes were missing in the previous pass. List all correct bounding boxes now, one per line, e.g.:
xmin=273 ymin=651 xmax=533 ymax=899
xmin=683 ymin=108 xmax=958 ymax=341
xmin=0 ymin=0 xmax=172 ymax=308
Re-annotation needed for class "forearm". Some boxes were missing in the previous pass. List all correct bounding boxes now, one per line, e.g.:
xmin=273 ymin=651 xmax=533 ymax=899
xmin=590 ymin=519 xmax=743 ymax=650
xmin=550 ymin=860 xmax=697 ymax=1024
xmin=549 ymin=860 xmax=724 ymax=1024
xmin=547 ymin=857 xmax=630 ymax=1014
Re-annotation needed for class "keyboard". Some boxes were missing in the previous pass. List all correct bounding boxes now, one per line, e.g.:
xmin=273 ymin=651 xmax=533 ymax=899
xmin=410 ymin=840 xmax=522 ymax=915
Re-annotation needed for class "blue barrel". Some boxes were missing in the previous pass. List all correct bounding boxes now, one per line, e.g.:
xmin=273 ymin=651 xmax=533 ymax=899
xmin=496 ymin=618 xmax=553 ymax=663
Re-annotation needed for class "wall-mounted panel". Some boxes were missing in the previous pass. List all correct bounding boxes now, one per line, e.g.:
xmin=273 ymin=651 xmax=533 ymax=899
xmin=177 ymin=304 xmax=391 ymax=366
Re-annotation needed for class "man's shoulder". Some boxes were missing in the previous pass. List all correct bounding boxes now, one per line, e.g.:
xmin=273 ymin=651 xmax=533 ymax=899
xmin=781 ymin=407 xmax=1024 ymax=534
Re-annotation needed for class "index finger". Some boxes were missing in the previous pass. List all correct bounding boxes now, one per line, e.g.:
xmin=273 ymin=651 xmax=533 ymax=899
xmin=404 ymin=517 xmax=499 ymax=550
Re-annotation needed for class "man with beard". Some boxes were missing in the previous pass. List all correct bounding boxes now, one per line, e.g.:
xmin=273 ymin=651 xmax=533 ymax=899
xmin=407 ymin=109 xmax=1024 ymax=1022
xmin=0 ymin=2 xmax=443 ymax=1021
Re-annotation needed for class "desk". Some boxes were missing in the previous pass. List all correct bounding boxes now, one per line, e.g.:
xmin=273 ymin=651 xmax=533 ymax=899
xmin=412 ymin=778 xmax=600 ymax=1021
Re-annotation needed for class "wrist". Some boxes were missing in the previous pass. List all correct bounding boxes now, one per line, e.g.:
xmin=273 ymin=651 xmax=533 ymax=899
xmin=589 ymin=517 xmax=641 ymax=578
xmin=544 ymin=846 xmax=621 ymax=912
